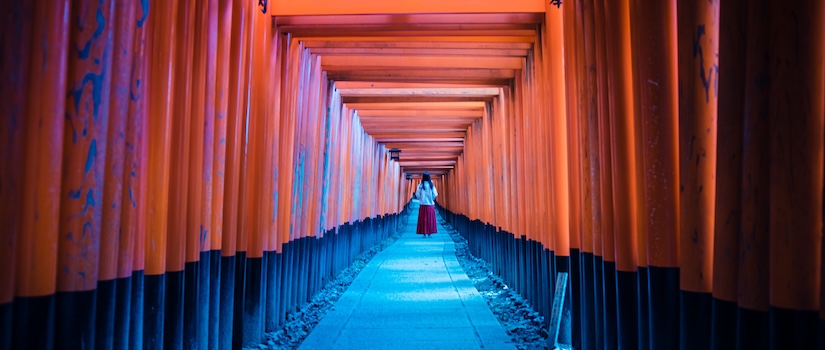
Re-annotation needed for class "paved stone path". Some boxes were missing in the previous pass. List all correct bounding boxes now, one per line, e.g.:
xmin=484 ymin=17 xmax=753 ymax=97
xmin=299 ymin=202 xmax=516 ymax=349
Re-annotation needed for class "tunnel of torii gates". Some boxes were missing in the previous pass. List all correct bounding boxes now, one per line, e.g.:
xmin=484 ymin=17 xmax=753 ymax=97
xmin=1 ymin=0 xmax=824 ymax=349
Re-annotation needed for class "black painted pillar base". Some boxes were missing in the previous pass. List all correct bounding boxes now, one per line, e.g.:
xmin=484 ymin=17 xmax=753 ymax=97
xmin=113 ymin=275 xmax=133 ymax=350
xmin=592 ymin=256 xmax=604 ymax=350
xmin=711 ymin=298 xmax=737 ymax=350
xmin=198 ymin=252 xmax=211 ymax=350
xmin=579 ymin=252 xmax=595 ymax=350
xmin=143 ymin=274 xmax=165 ymax=350
xmin=164 ymin=270 xmax=185 ymax=350
xmin=55 ymin=289 xmax=97 ymax=350
xmin=819 ymin=318 xmax=825 ymax=350
xmin=265 ymin=250 xmax=279 ymax=333
xmin=648 ymin=266 xmax=679 ymax=350
xmin=615 ymin=269 xmax=638 ymax=350
xmin=241 ymin=256 xmax=264 ymax=348
xmin=13 ymin=295 xmax=55 ymax=349
xmin=129 ymin=271 xmax=144 ymax=350
xmin=737 ymin=307 xmax=769 ymax=350
xmin=602 ymin=260 xmax=618 ymax=350
xmin=183 ymin=261 xmax=201 ymax=349
xmin=0 ymin=301 xmax=11 ymax=350
xmin=280 ymin=241 xmax=292 ymax=326
xmin=232 ymin=252 xmax=247 ymax=350
xmin=208 ymin=251 xmax=221 ymax=350
xmin=219 ymin=255 xmax=235 ymax=350
xmin=96 ymin=278 xmax=117 ymax=350
xmin=569 ymin=249 xmax=581 ymax=350
xmin=637 ymin=267 xmax=649 ymax=350
xmin=769 ymin=307 xmax=819 ymax=349
xmin=680 ymin=290 xmax=712 ymax=350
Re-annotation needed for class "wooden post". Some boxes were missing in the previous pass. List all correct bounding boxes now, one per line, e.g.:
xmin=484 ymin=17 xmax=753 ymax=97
xmin=56 ymin=1 xmax=115 ymax=347
xmin=15 ymin=0 xmax=71 ymax=348
xmin=676 ymin=0 xmax=719 ymax=347
xmin=97 ymin=2 xmax=137 ymax=348
xmin=0 ymin=3 xmax=33 ymax=336
xmin=767 ymin=1 xmax=824 ymax=347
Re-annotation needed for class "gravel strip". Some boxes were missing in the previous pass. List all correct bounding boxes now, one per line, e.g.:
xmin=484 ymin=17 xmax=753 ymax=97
xmin=250 ymin=215 xmax=412 ymax=350
xmin=250 ymin=211 xmax=550 ymax=349
xmin=438 ymin=217 xmax=551 ymax=350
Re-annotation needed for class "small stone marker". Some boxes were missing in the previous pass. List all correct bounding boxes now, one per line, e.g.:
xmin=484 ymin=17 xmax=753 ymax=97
xmin=547 ymin=272 xmax=568 ymax=349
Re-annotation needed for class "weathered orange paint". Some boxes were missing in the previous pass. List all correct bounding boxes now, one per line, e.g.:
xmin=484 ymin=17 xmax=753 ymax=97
xmin=628 ymin=0 xmax=648 ymax=270
xmin=277 ymin=13 xmax=543 ymax=26
xmin=222 ymin=0 xmax=250 ymax=256
xmin=57 ymin=0 xmax=114 ymax=292
xmin=323 ymin=55 xmax=525 ymax=71
xmin=235 ymin=0 xmax=254 ymax=254
xmin=211 ymin=0 xmax=233 ymax=253
xmin=186 ymin=0 xmax=210 ymax=261
xmin=294 ymin=28 xmax=537 ymax=39
xmin=563 ymin=0 xmax=582 ymax=252
xmin=574 ymin=0 xmax=595 ymax=256
xmin=311 ymin=47 xmax=530 ymax=58
xmin=271 ymin=0 xmax=545 ymax=16
xmin=581 ymin=0 xmax=603 ymax=258
xmin=145 ymin=0 xmax=177 ymax=276
xmin=494 ymin=90 xmax=511 ymax=233
xmin=100 ymin=0 xmax=137 ymax=282
xmin=167 ymin=0 xmax=196 ymax=272
xmin=604 ymin=0 xmax=638 ymax=272
xmin=501 ymin=87 xmax=516 ymax=235
xmin=677 ymin=0 xmax=718 ymax=294
xmin=324 ymin=89 xmax=343 ymax=232
xmin=313 ymin=58 xmax=325 ymax=233
xmin=593 ymin=0 xmax=615 ymax=263
xmin=277 ymin=37 xmax=299 ymax=244
xmin=259 ymin=24 xmax=280 ymax=253
xmin=303 ymin=38 xmax=533 ymax=51
xmin=199 ymin=0 xmax=219 ymax=254
xmin=0 ymin=0 xmax=32 ymax=302
xmin=245 ymin=7 xmax=272 ymax=258
xmin=16 ymin=0 xmax=70 ymax=297
xmin=338 ymin=84 xmax=502 ymax=92
xmin=630 ymin=0 xmax=680 ymax=269
xmin=736 ymin=0 xmax=770 ymax=312
xmin=339 ymin=88 xmax=500 ymax=99
xmin=481 ymin=106 xmax=494 ymax=224
xmin=712 ymin=0 xmax=746 ymax=302
xmin=120 ymin=2 xmax=149 ymax=278
xmin=266 ymin=26 xmax=283 ymax=252
xmin=513 ymin=74 xmax=527 ymax=239
xmin=328 ymin=69 xmax=518 ymax=83
xmin=767 ymin=0 xmax=824 ymax=311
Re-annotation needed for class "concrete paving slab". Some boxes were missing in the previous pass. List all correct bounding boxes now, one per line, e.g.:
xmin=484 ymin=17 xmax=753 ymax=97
xmin=299 ymin=208 xmax=516 ymax=350
xmin=338 ymin=327 xmax=481 ymax=342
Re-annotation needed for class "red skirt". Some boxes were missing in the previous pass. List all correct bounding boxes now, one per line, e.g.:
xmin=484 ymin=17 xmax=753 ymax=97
xmin=416 ymin=205 xmax=438 ymax=234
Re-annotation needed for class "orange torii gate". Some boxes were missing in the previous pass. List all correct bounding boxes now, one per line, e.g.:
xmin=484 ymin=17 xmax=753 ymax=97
xmin=1 ymin=0 xmax=824 ymax=349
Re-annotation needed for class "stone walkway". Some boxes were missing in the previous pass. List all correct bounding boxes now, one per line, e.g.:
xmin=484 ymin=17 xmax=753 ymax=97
xmin=299 ymin=202 xmax=516 ymax=349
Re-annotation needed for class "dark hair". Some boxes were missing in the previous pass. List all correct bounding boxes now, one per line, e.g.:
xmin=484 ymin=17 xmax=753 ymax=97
xmin=421 ymin=173 xmax=433 ymax=190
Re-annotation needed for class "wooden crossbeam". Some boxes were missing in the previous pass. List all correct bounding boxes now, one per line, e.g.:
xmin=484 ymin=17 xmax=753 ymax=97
xmin=301 ymin=40 xmax=533 ymax=50
xmin=322 ymin=55 xmax=524 ymax=70
xmin=309 ymin=47 xmax=531 ymax=57
xmin=346 ymin=101 xmax=486 ymax=109
xmin=271 ymin=1 xmax=545 ymax=16
xmin=344 ymin=96 xmax=493 ymax=103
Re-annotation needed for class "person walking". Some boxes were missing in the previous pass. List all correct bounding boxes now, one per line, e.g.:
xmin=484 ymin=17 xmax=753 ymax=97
xmin=415 ymin=172 xmax=438 ymax=237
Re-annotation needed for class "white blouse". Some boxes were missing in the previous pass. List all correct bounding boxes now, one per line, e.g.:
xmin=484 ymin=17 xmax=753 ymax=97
xmin=416 ymin=182 xmax=438 ymax=206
